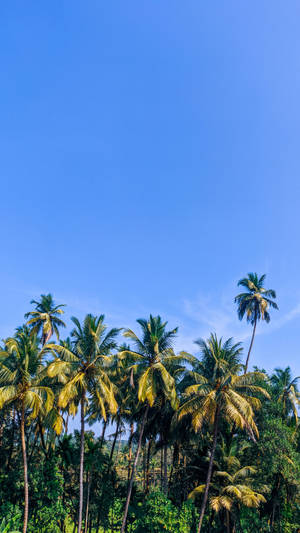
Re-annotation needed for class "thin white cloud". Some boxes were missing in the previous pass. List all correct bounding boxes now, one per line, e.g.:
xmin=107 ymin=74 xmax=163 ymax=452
xmin=172 ymin=293 xmax=300 ymax=355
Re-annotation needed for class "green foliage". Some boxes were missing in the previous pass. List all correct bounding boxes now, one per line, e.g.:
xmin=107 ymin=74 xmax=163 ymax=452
xmin=0 ymin=504 xmax=22 ymax=533
xmin=107 ymin=498 xmax=124 ymax=532
xmin=27 ymin=503 xmax=66 ymax=533
xmin=29 ymin=455 xmax=67 ymax=528
xmin=134 ymin=491 xmax=197 ymax=533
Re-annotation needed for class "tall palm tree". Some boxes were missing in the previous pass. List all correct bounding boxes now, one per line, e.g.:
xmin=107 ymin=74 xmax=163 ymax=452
xmin=179 ymin=333 xmax=269 ymax=533
xmin=25 ymin=293 xmax=66 ymax=345
xmin=119 ymin=315 xmax=183 ymax=533
xmin=270 ymin=367 xmax=300 ymax=424
xmin=234 ymin=273 xmax=278 ymax=372
xmin=47 ymin=314 xmax=119 ymax=533
xmin=0 ymin=327 xmax=54 ymax=533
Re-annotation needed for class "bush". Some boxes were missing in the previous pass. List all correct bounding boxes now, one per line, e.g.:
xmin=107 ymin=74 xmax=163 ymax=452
xmin=134 ymin=490 xmax=197 ymax=533
xmin=0 ymin=503 xmax=22 ymax=533
xmin=27 ymin=501 xmax=66 ymax=533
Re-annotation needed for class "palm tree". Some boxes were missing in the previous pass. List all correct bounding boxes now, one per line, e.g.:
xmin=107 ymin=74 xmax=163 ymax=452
xmin=234 ymin=273 xmax=278 ymax=372
xmin=270 ymin=367 xmax=300 ymax=424
xmin=189 ymin=439 xmax=266 ymax=533
xmin=119 ymin=315 xmax=182 ymax=533
xmin=47 ymin=314 xmax=119 ymax=533
xmin=0 ymin=327 xmax=54 ymax=533
xmin=25 ymin=293 xmax=66 ymax=345
xmin=179 ymin=333 xmax=269 ymax=533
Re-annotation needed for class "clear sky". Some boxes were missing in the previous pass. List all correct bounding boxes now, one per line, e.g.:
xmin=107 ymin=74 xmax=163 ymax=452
xmin=1 ymin=1 xmax=300 ymax=382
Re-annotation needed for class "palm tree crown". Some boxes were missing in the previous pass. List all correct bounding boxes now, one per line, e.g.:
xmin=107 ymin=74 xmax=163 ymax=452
xmin=189 ymin=439 xmax=266 ymax=520
xmin=47 ymin=314 xmax=119 ymax=418
xmin=121 ymin=314 xmax=180 ymax=408
xmin=0 ymin=326 xmax=54 ymax=416
xmin=25 ymin=293 xmax=66 ymax=345
xmin=180 ymin=334 xmax=267 ymax=438
xmin=235 ymin=273 xmax=278 ymax=325
xmin=271 ymin=367 xmax=300 ymax=424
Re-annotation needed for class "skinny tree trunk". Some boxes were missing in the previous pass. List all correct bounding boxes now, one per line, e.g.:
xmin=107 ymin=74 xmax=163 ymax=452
xmin=244 ymin=318 xmax=257 ymax=373
xmin=197 ymin=407 xmax=220 ymax=533
xmin=145 ymin=438 xmax=152 ymax=493
xmin=7 ymin=408 xmax=16 ymax=472
xmin=183 ymin=454 xmax=187 ymax=500
xmin=127 ymin=422 xmax=134 ymax=481
xmin=121 ymin=405 xmax=149 ymax=533
xmin=163 ymin=444 xmax=168 ymax=494
xmin=78 ymin=393 xmax=85 ymax=533
xmin=21 ymin=401 xmax=29 ymax=533
xmin=65 ymin=413 xmax=69 ymax=435
xmin=226 ymin=510 xmax=230 ymax=533
xmin=160 ymin=448 xmax=163 ymax=491
xmin=109 ymin=416 xmax=120 ymax=465
xmin=38 ymin=419 xmax=47 ymax=457
xmin=84 ymin=471 xmax=92 ymax=533
xmin=168 ymin=443 xmax=179 ymax=491
xmin=100 ymin=420 xmax=107 ymax=450
xmin=143 ymin=445 xmax=147 ymax=492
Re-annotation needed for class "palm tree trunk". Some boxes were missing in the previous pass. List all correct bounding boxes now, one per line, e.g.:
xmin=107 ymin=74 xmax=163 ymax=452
xmin=38 ymin=418 xmax=47 ymax=457
xmin=121 ymin=405 xmax=149 ymax=533
xmin=65 ymin=413 xmax=69 ymax=435
xmin=7 ymin=408 xmax=16 ymax=472
xmin=168 ymin=442 xmax=179 ymax=491
xmin=127 ymin=422 xmax=134 ymax=481
xmin=145 ymin=438 xmax=152 ymax=493
xmin=183 ymin=454 xmax=187 ymax=500
xmin=95 ymin=509 xmax=101 ymax=533
xmin=21 ymin=401 xmax=29 ymax=533
xmin=160 ymin=448 xmax=163 ymax=491
xmin=245 ymin=318 xmax=257 ymax=373
xmin=109 ymin=416 xmax=120 ymax=465
xmin=197 ymin=407 xmax=220 ymax=533
xmin=143 ymin=445 xmax=147 ymax=492
xmin=163 ymin=444 xmax=168 ymax=494
xmin=84 ymin=471 xmax=91 ymax=533
xmin=78 ymin=393 xmax=85 ymax=533
xmin=100 ymin=420 xmax=107 ymax=450
xmin=226 ymin=510 xmax=230 ymax=533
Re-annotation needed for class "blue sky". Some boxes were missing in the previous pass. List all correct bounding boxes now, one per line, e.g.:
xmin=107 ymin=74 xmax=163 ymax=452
xmin=1 ymin=1 xmax=300 ymax=383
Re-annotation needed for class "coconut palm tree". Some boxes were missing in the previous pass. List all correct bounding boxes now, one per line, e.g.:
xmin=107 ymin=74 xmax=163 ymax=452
xmin=234 ymin=273 xmax=278 ymax=372
xmin=0 ymin=327 xmax=54 ymax=533
xmin=25 ymin=293 xmax=66 ymax=345
xmin=270 ymin=367 xmax=300 ymax=424
xmin=189 ymin=439 xmax=266 ymax=533
xmin=119 ymin=315 xmax=183 ymax=533
xmin=46 ymin=314 xmax=119 ymax=533
xmin=179 ymin=333 xmax=269 ymax=533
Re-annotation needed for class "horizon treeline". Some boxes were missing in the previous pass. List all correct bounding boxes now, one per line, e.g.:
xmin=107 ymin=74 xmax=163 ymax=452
xmin=0 ymin=273 xmax=300 ymax=533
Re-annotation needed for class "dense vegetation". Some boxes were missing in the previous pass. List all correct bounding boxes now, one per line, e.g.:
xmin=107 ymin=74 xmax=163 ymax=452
xmin=0 ymin=273 xmax=299 ymax=533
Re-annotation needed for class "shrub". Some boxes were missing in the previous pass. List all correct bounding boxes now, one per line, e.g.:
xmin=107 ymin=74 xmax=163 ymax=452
xmin=134 ymin=490 xmax=196 ymax=533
